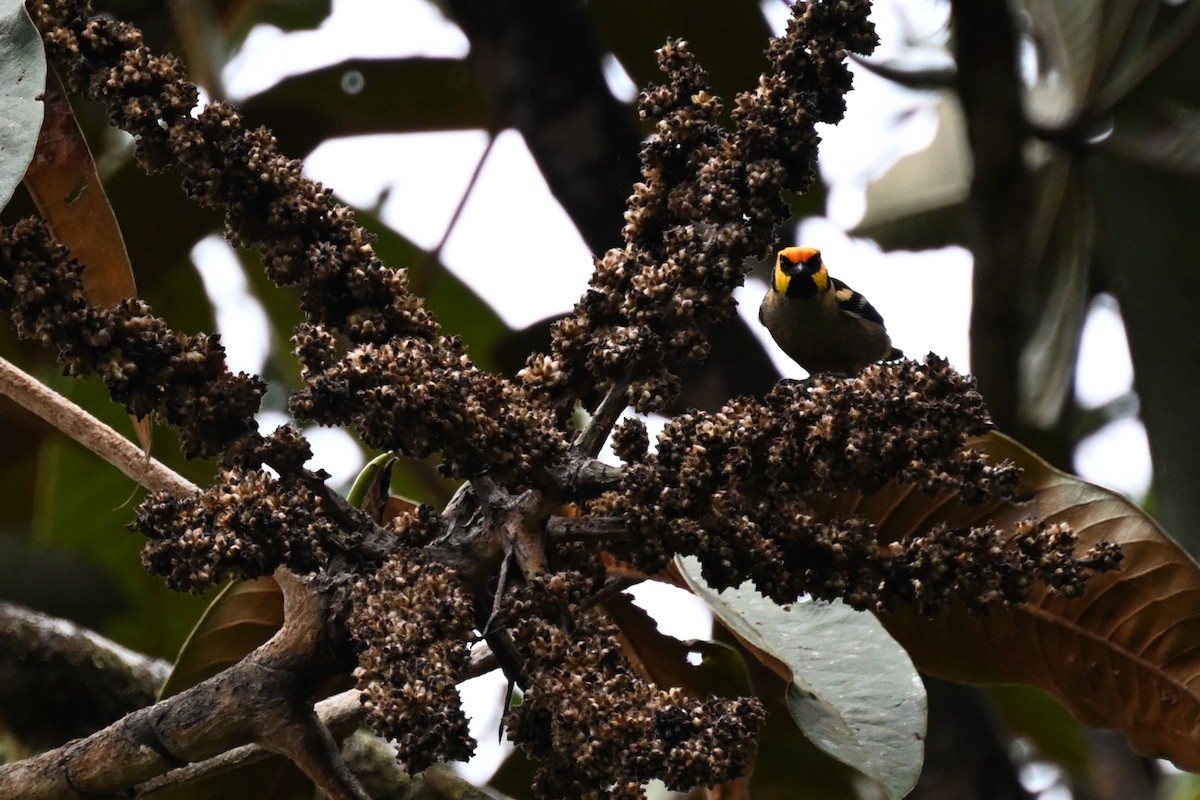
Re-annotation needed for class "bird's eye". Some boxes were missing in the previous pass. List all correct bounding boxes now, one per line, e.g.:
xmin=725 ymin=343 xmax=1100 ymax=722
xmin=806 ymin=252 xmax=822 ymax=270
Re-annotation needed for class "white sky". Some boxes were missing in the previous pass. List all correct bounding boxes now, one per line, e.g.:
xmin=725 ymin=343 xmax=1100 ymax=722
xmin=194 ymin=0 xmax=1152 ymax=780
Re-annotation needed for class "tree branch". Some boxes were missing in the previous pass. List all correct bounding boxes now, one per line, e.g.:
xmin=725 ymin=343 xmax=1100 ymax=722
xmin=949 ymin=0 xmax=1033 ymax=431
xmin=0 ymin=356 xmax=197 ymax=496
xmin=134 ymin=689 xmax=366 ymax=796
xmin=572 ymin=375 xmax=631 ymax=458
xmin=0 ymin=603 xmax=170 ymax=751
xmin=0 ymin=571 xmax=363 ymax=800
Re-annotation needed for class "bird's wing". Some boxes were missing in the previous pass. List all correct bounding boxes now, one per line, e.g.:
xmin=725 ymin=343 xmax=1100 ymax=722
xmin=830 ymin=277 xmax=886 ymax=327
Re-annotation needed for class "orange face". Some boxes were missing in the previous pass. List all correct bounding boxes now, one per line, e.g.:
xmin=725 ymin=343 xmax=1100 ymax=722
xmin=773 ymin=247 xmax=828 ymax=296
xmin=778 ymin=246 xmax=821 ymax=266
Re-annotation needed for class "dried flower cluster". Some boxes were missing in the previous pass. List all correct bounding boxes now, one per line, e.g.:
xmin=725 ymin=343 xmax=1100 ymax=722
xmin=0 ymin=2 xmax=1125 ymax=798
xmin=592 ymin=357 xmax=1120 ymax=609
xmin=135 ymin=460 xmax=340 ymax=592
xmin=500 ymin=573 xmax=763 ymax=798
xmin=31 ymin=0 xmax=567 ymax=483
xmin=611 ymin=417 xmax=650 ymax=465
xmin=885 ymin=519 xmax=1121 ymax=616
xmin=291 ymin=326 xmax=566 ymax=480
xmin=527 ymin=1 xmax=876 ymax=412
xmin=33 ymin=0 xmax=432 ymax=340
xmin=0 ymin=214 xmax=348 ymax=587
xmin=349 ymin=545 xmax=477 ymax=773
xmin=0 ymin=219 xmax=263 ymax=460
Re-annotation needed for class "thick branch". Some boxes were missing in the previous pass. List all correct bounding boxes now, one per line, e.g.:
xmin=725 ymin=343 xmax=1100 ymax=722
xmin=135 ymin=690 xmax=365 ymax=796
xmin=546 ymin=514 xmax=628 ymax=542
xmin=950 ymin=0 xmax=1032 ymax=431
xmin=0 ymin=571 xmax=361 ymax=800
xmin=0 ymin=603 xmax=170 ymax=751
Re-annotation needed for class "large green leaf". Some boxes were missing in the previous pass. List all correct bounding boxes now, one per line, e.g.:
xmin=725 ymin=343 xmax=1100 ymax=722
xmin=989 ymin=684 xmax=1090 ymax=775
xmin=718 ymin=624 xmax=873 ymax=800
xmin=1017 ymin=165 xmax=1091 ymax=428
xmin=0 ymin=0 xmax=45 ymax=211
xmin=103 ymin=158 xmax=223 ymax=339
xmin=678 ymin=556 xmax=926 ymax=800
xmin=240 ymin=58 xmax=489 ymax=156
xmin=1088 ymin=151 xmax=1200 ymax=551
xmin=589 ymin=0 xmax=771 ymax=108
xmin=1023 ymin=0 xmax=1103 ymax=108
xmin=853 ymin=96 xmax=970 ymax=250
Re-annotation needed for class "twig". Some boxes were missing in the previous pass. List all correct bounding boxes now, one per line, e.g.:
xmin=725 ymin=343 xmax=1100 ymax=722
xmin=545 ymin=515 xmax=628 ymax=542
xmin=572 ymin=374 xmax=631 ymax=458
xmin=412 ymin=133 xmax=498 ymax=298
xmin=0 ymin=355 xmax=197 ymax=497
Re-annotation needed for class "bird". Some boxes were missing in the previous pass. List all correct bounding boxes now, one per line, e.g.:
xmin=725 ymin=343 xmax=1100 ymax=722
xmin=758 ymin=246 xmax=901 ymax=375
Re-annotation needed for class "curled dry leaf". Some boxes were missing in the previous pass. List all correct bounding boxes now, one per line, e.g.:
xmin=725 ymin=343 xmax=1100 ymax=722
xmin=812 ymin=431 xmax=1200 ymax=770
xmin=23 ymin=69 xmax=149 ymax=450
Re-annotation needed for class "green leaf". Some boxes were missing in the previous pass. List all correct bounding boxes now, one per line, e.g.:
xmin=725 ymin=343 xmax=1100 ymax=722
xmin=677 ymin=555 xmax=927 ymax=800
xmin=1106 ymin=105 xmax=1200 ymax=175
xmin=103 ymin=158 xmax=223 ymax=338
xmin=345 ymin=451 xmax=396 ymax=510
xmin=240 ymin=58 xmax=489 ymax=155
xmin=1017 ymin=167 xmax=1091 ymax=428
xmin=590 ymin=0 xmax=771 ymax=108
xmin=1088 ymin=150 xmax=1200 ymax=548
xmin=1024 ymin=0 xmax=1103 ymax=107
xmin=30 ymin=374 xmax=209 ymax=659
xmin=853 ymin=97 xmax=971 ymax=250
xmin=989 ymin=685 xmax=1090 ymax=775
xmin=0 ymin=0 xmax=46 ymax=211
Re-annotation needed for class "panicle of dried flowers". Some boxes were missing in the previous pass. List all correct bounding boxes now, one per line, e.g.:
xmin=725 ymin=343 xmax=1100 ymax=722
xmin=526 ymin=0 xmax=878 ymax=413
xmin=591 ymin=357 xmax=1121 ymax=610
xmin=499 ymin=573 xmax=764 ymax=797
xmin=30 ymin=0 xmax=568 ymax=484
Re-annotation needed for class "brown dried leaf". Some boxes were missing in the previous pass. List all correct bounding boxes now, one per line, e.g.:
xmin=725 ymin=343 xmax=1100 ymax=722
xmin=23 ymin=68 xmax=149 ymax=450
xmin=158 ymin=577 xmax=283 ymax=700
xmin=815 ymin=431 xmax=1200 ymax=770
xmin=604 ymin=591 xmax=749 ymax=700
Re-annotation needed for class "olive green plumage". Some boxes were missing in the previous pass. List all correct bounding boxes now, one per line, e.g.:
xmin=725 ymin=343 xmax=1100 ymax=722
xmin=758 ymin=246 xmax=899 ymax=375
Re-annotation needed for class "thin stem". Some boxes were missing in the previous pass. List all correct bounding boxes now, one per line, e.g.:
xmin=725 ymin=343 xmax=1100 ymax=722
xmin=0 ymin=355 xmax=197 ymax=497
xmin=572 ymin=374 xmax=631 ymax=458
xmin=411 ymin=133 xmax=498 ymax=299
